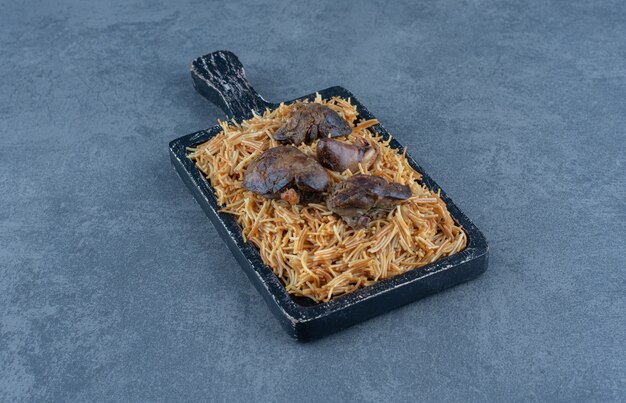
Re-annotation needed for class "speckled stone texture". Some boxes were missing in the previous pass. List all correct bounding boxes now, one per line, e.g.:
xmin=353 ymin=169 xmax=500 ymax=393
xmin=1 ymin=0 xmax=624 ymax=401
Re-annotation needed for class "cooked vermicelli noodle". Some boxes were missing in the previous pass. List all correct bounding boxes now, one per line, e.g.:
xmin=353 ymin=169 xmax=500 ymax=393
xmin=188 ymin=95 xmax=466 ymax=302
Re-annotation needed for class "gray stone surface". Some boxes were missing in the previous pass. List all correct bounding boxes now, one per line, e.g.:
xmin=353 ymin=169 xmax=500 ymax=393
xmin=1 ymin=0 xmax=625 ymax=401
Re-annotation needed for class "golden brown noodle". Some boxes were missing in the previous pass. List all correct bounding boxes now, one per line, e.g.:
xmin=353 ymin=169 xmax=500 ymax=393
xmin=188 ymin=95 xmax=466 ymax=302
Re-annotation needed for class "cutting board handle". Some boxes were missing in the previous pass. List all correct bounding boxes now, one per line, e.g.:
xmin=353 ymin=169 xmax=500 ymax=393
xmin=190 ymin=51 xmax=271 ymax=120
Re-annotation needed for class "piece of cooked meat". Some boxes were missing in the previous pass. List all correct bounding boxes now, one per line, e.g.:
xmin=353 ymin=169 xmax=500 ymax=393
xmin=316 ymin=137 xmax=377 ymax=172
xmin=273 ymin=103 xmax=352 ymax=145
xmin=279 ymin=188 xmax=300 ymax=205
xmin=326 ymin=174 xmax=412 ymax=228
xmin=242 ymin=146 xmax=330 ymax=201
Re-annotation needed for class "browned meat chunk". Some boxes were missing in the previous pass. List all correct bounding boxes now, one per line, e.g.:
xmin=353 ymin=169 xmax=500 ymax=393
xmin=316 ymin=137 xmax=377 ymax=172
xmin=327 ymin=175 xmax=412 ymax=228
xmin=273 ymin=103 xmax=352 ymax=145
xmin=242 ymin=146 xmax=330 ymax=202
xmin=280 ymin=188 xmax=300 ymax=205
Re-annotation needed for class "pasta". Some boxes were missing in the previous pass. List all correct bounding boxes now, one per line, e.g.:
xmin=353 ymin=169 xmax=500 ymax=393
xmin=188 ymin=95 xmax=466 ymax=302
